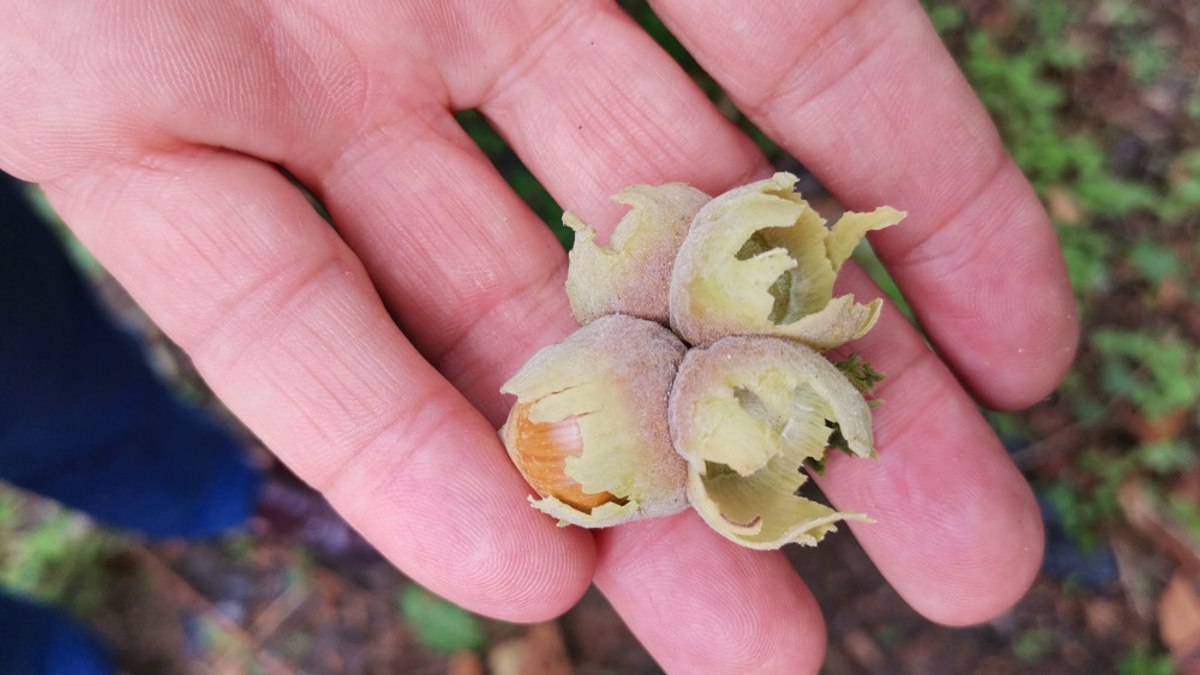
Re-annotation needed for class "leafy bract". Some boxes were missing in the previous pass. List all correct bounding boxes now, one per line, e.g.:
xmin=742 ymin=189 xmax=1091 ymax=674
xmin=566 ymin=183 xmax=710 ymax=325
xmin=669 ymin=336 xmax=875 ymax=549
xmin=500 ymin=315 xmax=688 ymax=527
xmin=669 ymin=172 xmax=904 ymax=350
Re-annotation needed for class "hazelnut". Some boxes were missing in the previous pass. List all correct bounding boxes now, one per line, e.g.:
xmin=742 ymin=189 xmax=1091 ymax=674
xmin=565 ymin=183 xmax=710 ymax=325
xmin=499 ymin=175 xmax=900 ymax=549
xmin=668 ymin=172 xmax=904 ymax=350
xmin=669 ymin=335 xmax=875 ymax=549
xmin=500 ymin=315 xmax=689 ymax=527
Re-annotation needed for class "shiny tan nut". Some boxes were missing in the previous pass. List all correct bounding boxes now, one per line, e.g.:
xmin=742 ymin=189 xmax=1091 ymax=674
xmin=500 ymin=315 xmax=689 ymax=527
xmin=504 ymin=402 xmax=622 ymax=513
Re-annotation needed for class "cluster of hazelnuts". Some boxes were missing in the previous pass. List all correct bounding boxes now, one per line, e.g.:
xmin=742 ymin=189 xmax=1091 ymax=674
xmin=500 ymin=173 xmax=903 ymax=550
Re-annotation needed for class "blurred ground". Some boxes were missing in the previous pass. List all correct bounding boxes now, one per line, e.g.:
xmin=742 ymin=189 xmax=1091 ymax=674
xmin=2 ymin=0 xmax=1200 ymax=673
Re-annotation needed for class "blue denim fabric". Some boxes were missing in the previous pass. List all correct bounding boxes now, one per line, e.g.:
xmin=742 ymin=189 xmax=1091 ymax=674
xmin=0 ymin=173 xmax=262 ymax=673
xmin=0 ymin=592 xmax=112 ymax=675
xmin=0 ymin=174 xmax=259 ymax=538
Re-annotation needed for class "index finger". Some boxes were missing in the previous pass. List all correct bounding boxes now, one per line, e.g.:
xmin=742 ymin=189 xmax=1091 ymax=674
xmin=38 ymin=148 xmax=594 ymax=622
xmin=649 ymin=0 xmax=1079 ymax=410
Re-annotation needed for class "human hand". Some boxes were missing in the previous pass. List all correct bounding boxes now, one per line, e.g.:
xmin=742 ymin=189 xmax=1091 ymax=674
xmin=0 ymin=1 xmax=1077 ymax=671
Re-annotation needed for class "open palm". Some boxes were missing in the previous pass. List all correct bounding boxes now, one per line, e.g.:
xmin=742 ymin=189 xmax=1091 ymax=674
xmin=0 ymin=1 xmax=1078 ymax=671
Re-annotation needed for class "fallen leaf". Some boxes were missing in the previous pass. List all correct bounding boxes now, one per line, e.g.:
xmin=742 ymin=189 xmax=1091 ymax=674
xmin=1085 ymin=598 xmax=1124 ymax=639
xmin=1119 ymin=481 xmax=1200 ymax=576
xmin=843 ymin=629 xmax=886 ymax=670
xmin=1159 ymin=572 xmax=1200 ymax=673
xmin=488 ymin=622 xmax=572 ymax=675
xmin=1130 ymin=409 xmax=1189 ymax=444
xmin=1046 ymin=186 xmax=1082 ymax=225
xmin=447 ymin=651 xmax=484 ymax=675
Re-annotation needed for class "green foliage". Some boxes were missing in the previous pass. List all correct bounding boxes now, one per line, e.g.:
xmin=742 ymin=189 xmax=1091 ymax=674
xmin=1129 ymin=239 xmax=1182 ymax=286
xmin=958 ymin=27 xmax=1141 ymax=303
xmin=1047 ymin=438 xmax=1200 ymax=551
xmin=222 ymin=533 xmax=258 ymax=563
xmin=1126 ymin=43 xmax=1170 ymax=85
xmin=0 ymin=492 xmax=17 ymax=531
xmin=455 ymin=109 xmax=510 ymax=158
xmin=1164 ymin=494 xmax=1200 ymax=544
xmin=1073 ymin=167 xmax=1158 ymax=220
xmin=1056 ymin=225 xmax=1113 ymax=297
xmin=1012 ymin=626 xmax=1057 ymax=664
xmin=1091 ymin=329 xmax=1200 ymax=420
xmin=926 ymin=5 xmax=965 ymax=34
xmin=1136 ymin=439 xmax=1196 ymax=475
xmin=873 ymin=622 xmax=905 ymax=651
xmin=1188 ymin=92 xmax=1200 ymax=121
xmin=1097 ymin=0 xmax=1150 ymax=29
xmin=398 ymin=585 xmax=486 ymax=654
xmin=1118 ymin=642 xmax=1177 ymax=675
xmin=985 ymin=410 xmax=1030 ymax=443
xmin=1103 ymin=1 xmax=1170 ymax=86
xmin=962 ymin=31 xmax=1064 ymax=183
xmin=193 ymin=614 xmax=262 ymax=671
xmin=1019 ymin=0 xmax=1073 ymax=39
xmin=511 ymin=168 xmax=571 ymax=249
xmin=0 ymin=495 xmax=120 ymax=616
xmin=833 ymin=353 xmax=886 ymax=396
xmin=959 ymin=28 xmax=1110 ymax=203
xmin=989 ymin=0 xmax=1089 ymax=67
xmin=923 ymin=0 xmax=1200 ymax=309
xmin=1043 ymin=480 xmax=1119 ymax=552
xmin=812 ymin=422 xmax=854 ymax=471
xmin=1161 ymin=150 xmax=1200 ymax=224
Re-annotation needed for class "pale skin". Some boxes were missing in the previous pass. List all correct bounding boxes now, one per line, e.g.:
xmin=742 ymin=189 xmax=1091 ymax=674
xmin=0 ymin=1 xmax=1078 ymax=672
